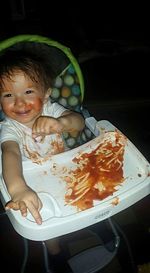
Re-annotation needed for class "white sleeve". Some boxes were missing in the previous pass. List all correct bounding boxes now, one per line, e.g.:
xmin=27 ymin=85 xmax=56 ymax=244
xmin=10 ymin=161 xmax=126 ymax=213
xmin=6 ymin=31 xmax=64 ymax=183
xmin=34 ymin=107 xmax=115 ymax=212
xmin=45 ymin=101 xmax=69 ymax=118
xmin=0 ymin=125 xmax=20 ymax=144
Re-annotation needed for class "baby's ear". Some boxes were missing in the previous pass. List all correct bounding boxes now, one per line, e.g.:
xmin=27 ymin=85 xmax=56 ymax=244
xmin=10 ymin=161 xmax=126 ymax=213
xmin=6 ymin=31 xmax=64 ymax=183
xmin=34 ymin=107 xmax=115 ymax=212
xmin=44 ymin=88 xmax=52 ymax=102
xmin=46 ymin=88 xmax=52 ymax=96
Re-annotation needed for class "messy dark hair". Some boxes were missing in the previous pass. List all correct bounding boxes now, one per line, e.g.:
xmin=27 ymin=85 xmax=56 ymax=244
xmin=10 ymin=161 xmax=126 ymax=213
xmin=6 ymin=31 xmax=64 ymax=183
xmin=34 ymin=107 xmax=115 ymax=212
xmin=0 ymin=49 xmax=55 ymax=91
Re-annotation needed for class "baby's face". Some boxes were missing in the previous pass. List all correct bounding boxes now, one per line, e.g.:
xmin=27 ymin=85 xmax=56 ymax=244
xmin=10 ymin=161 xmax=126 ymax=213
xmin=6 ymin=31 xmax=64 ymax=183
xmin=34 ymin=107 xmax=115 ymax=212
xmin=0 ymin=70 xmax=48 ymax=127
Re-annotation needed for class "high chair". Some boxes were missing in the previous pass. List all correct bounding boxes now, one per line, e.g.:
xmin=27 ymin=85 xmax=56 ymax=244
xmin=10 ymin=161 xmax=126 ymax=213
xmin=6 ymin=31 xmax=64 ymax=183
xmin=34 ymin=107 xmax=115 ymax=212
xmin=0 ymin=34 xmax=149 ymax=273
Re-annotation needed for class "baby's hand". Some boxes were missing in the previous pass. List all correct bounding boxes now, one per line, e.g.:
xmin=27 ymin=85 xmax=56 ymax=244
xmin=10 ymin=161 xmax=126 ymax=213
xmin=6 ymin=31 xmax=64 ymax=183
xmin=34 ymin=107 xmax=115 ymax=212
xmin=5 ymin=186 xmax=43 ymax=225
xmin=32 ymin=116 xmax=63 ymax=140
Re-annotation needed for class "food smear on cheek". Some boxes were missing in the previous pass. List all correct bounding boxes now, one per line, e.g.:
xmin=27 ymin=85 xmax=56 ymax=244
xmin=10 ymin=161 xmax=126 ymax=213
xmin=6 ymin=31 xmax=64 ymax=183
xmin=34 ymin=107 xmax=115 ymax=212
xmin=29 ymin=97 xmax=43 ymax=112
xmin=64 ymin=132 xmax=126 ymax=211
xmin=24 ymin=103 xmax=33 ymax=112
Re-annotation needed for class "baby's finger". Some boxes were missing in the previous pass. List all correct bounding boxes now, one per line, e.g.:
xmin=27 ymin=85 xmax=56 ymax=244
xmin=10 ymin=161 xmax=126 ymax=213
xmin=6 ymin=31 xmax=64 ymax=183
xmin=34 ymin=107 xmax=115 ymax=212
xmin=5 ymin=200 xmax=19 ymax=211
xmin=38 ymin=197 xmax=43 ymax=211
xmin=28 ymin=202 xmax=42 ymax=225
xmin=19 ymin=201 xmax=28 ymax=217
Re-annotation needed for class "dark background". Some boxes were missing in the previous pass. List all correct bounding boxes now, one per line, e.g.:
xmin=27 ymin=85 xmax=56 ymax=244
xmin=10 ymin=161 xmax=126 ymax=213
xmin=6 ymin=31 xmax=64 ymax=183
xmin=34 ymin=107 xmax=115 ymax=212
xmin=1 ymin=2 xmax=150 ymax=103
xmin=1 ymin=2 xmax=150 ymax=50
xmin=0 ymin=1 xmax=150 ymax=273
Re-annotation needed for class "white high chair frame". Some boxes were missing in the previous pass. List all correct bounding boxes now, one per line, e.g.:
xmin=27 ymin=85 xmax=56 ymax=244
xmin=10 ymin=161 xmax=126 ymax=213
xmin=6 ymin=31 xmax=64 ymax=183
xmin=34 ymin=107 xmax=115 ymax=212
xmin=0 ymin=35 xmax=149 ymax=273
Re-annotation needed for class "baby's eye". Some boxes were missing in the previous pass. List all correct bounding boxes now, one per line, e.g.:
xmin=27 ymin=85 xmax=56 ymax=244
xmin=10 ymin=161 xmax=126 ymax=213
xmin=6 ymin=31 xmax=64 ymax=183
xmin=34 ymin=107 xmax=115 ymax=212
xmin=4 ymin=93 xmax=12 ymax=98
xmin=26 ymin=90 xmax=33 ymax=94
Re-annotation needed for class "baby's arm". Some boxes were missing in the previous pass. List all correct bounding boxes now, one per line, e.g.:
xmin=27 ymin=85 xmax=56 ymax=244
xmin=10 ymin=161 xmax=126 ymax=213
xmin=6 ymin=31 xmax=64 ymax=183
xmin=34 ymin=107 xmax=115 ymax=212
xmin=58 ymin=110 xmax=85 ymax=132
xmin=1 ymin=141 xmax=42 ymax=225
xmin=32 ymin=110 xmax=85 ymax=138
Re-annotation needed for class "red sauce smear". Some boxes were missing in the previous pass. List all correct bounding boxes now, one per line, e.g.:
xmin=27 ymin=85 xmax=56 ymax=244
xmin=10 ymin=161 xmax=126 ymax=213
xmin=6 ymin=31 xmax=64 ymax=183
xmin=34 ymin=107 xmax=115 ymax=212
xmin=65 ymin=132 xmax=126 ymax=211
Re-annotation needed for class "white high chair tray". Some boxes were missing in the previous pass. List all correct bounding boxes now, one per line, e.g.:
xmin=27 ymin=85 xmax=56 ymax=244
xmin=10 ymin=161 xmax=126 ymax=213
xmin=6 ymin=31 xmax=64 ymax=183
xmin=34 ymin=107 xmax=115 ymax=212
xmin=0 ymin=119 xmax=150 ymax=241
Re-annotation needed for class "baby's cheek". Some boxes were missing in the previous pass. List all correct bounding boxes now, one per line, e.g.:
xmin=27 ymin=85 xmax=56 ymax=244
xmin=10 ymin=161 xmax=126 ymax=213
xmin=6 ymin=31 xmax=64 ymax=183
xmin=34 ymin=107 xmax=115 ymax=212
xmin=32 ymin=98 xmax=43 ymax=112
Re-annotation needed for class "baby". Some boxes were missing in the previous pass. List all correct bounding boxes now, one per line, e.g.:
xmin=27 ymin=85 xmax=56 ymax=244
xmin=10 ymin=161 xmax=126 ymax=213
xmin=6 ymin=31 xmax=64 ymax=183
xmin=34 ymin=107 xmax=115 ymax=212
xmin=0 ymin=49 xmax=85 ymax=225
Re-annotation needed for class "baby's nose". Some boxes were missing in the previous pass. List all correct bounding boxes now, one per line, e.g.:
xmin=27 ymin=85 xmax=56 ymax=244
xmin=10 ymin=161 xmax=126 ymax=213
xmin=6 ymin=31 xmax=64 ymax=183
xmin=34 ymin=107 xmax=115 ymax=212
xmin=15 ymin=97 xmax=25 ymax=105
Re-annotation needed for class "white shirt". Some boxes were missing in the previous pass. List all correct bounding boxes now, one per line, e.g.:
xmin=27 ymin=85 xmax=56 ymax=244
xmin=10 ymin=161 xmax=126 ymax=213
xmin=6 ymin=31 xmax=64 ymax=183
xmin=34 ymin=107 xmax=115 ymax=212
xmin=0 ymin=100 xmax=68 ymax=164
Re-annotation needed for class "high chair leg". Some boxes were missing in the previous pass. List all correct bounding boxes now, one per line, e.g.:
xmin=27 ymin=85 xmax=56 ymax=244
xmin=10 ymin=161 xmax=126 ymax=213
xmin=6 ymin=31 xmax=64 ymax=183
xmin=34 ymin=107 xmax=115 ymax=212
xmin=21 ymin=237 xmax=29 ymax=273
xmin=42 ymin=241 xmax=54 ymax=273
xmin=20 ymin=238 xmax=53 ymax=273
